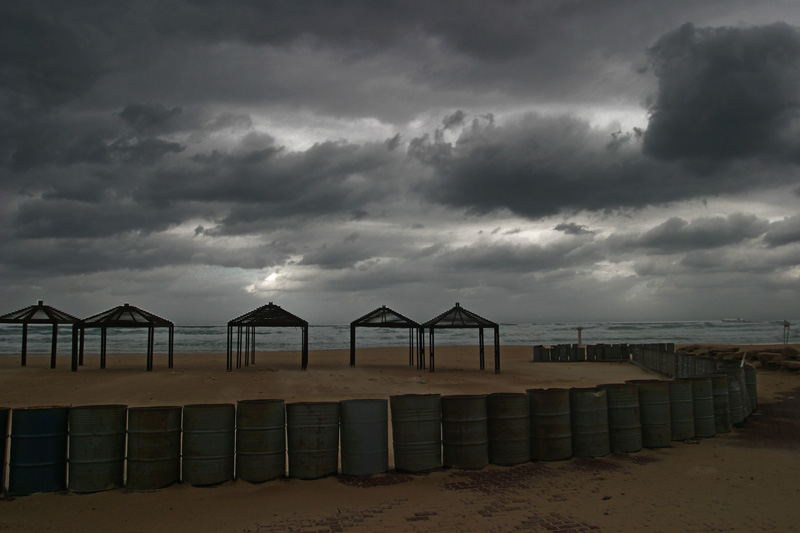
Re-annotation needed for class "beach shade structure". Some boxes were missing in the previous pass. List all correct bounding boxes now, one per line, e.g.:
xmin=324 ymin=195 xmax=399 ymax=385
xmin=227 ymin=302 xmax=309 ymax=371
xmin=420 ymin=303 xmax=500 ymax=373
xmin=349 ymin=305 xmax=421 ymax=368
xmin=82 ymin=303 xmax=174 ymax=371
xmin=0 ymin=300 xmax=83 ymax=371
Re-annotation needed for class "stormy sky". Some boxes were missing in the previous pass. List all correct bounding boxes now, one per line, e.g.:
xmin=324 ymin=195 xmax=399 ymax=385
xmin=2 ymin=0 xmax=800 ymax=325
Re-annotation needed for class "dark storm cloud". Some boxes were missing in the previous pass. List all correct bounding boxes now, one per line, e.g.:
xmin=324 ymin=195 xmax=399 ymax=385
xmin=764 ymin=214 xmax=800 ymax=247
xmin=615 ymin=213 xmax=770 ymax=254
xmin=554 ymin=222 xmax=595 ymax=236
xmin=436 ymin=239 xmax=602 ymax=274
xmin=644 ymin=22 xmax=800 ymax=161
xmin=118 ymin=103 xmax=183 ymax=133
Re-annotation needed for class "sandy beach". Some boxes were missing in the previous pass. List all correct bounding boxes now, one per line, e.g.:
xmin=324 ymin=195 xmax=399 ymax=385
xmin=1 ymin=344 xmax=799 ymax=532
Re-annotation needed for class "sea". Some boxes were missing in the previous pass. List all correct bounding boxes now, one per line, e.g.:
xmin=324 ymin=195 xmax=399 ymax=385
xmin=0 ymin=320 xmax=796 ymax=355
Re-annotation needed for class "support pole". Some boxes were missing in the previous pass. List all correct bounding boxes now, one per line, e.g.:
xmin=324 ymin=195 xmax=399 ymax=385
xmin=226 ymin=325 xmax=232 ymax=371
xmin=494 ymin=326 xmax=500 ymax=374
xmin=479 ymin=327 xmax=485 ymax=370
xmin=79 ymin=327 xmax=84 ymax=366
xmin=71 ymin=324 xmax=79 ymax=372
xmin=250 ymin=327 xmax=256 ymax=365
xmin=244 ymin=326 xmax=250 ymax=367
xmin=100 ymin=327 xmax=107 ymax=369
xmin=168 ymin=325 xmax=174 ymax=369
xmin=50 ymin=323 xmax=58 ymax=369
xmin=429 ymin=328 xmax=435 ymax=373
xmin=236 ymin=326 xmax=243 ymax=369
xmin=349 ymin=325 xmax=356 ymax=367
xmin=21 ymin=323 xmax=28 ymax=367
xmin=301 ymin=326 xmax=308 ymax=370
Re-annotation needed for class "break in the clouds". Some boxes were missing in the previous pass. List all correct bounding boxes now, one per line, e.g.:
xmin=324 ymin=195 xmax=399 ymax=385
xmin=2 ymin=1 xmax=800 ymax=325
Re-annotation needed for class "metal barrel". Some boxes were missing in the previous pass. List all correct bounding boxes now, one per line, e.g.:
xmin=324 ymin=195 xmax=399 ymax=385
xmin=390 ymin=394 xmax=441 ymax=473
xmin=667 ymin=381 xmax=695 ymax=441
xmin=8 ymin=406 xmax=69 ymax=496
xmin=126 ymin=406 xmax=182 ymax=490
xmin=705 ymin=374 xmax=732 ymax=434
xmin=717 ymin=369 xmax=745 ymax=425
xmin=569 ymin=388 xmax=610 ymax=457
xmin=67 ymin=405 xmax=127 ymax=493
xmin=744 ymin=364 xmax=758 ymax=412
xmin=286 ymin=402 xmax=339 ymax=479
xmin=626 ymin=380 xmax=671 ymax=448
xmin=182 ymin=404 xmax=235 ymax=486
xmin=441 ymin=395 xmax=489 ymax=470
xmin=236 ymin=399 xmax=285 ymax=483
xmin=486 ymin=393 xmax=530 ymax=466
xmin=598 ymin=383 xmax=642 ymax=453
xmin=340 ymin=399 xmax=388 ymax=476
xmin=527 ymin=388 xmax=572 ymax=461
xmin=1 ymin=408 xmax=8 ymax=494
xmin=683 ymin=377 xmax=716 ymax=438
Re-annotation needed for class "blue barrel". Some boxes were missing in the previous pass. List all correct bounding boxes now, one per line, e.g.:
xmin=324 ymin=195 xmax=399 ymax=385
xmin=598 ymin=383 xmax=642 ymax=453
xmin=340 ymin=399 xmax=388 ymax=476
xmin=1 ymin=408 xmax=9 ymax=494
xmin=486 ymin=393 xmax=530 ymax=466
xmin=126 ymin=406 xmax=181 ymax=490
xmin=667 ymin=381 xmax=694 ymax=441
xmin=8 ymin=406 xmax=69 ymax=496
xmin=683 ymin=377 xmax=716 ymax=438
xmin=627 ymin=380 xmax=671 ymax=448
xmin=527 ymin=388 xmax=572 ymax=461
xmin=68 ymin=405 xmax=127 ymax=493
xmin=236 ymin=399 xmax=285 ymax=483
xmin=441 ymin=395 xmax=488 ymax=470
xmin=390 ymin=394 xmax=441 ymax=473
xmin=286 ymin=402 xmax=339 ymax=479
xmin=182 ymin=404 xmax=235 ymax=486
xmin=569 ymin=388 xmax=610 ymax=457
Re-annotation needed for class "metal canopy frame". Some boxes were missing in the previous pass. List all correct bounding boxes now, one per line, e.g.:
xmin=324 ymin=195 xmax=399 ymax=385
xmin=349 ymin=305 xmax=421 ymax=368
xmin=226 ymin=302 xmax=309 ymax=371
xmin=420 ymin=302 xmax=500 ymax=373
xmin=0 ymin=300 xmax=82 ymax=371
xmin=82 ymin=303 xmax=174 ymax=371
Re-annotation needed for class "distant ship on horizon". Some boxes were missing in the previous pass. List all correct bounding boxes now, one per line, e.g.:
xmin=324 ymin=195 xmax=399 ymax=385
xmin=721 ymin=317 xmax=748 ymax=323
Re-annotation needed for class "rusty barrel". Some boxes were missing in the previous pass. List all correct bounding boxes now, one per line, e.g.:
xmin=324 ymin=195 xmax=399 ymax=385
xmin=569 ymin=388 xmax=609 ymax=457
xmin=390 ymin=394 xmax=441 ymax=473
xmin=667 ymin=381 xmax=695 ymax=441
xmin=598 ymin=383 xmax=642 ymax=453
xmin=486 ymin=393 xmax=530 ymax=466
xmin=626 ymin=380 xmax=671 ymax=448
xmin=340 ymin=399 xmax=388 ymax=476
xmin=68 ymin=404 xmax=127 ymax=493
xmin=682 ymin=377 xmax=716 ymax=438
xmin=126 ymin=406 xmax=182 ymax=490
xmin=527 ymin=388 xmax=572 ymax=461
xmin=0 ymin=408 xmax=8 ymax=494
xmin=705 ymin=374 xmax=732 ymax=434
xmin=286 ymin=402 xmax=339 ymax=479
xmin=236 ymin=399 xmax=285 ymax=483
xmin=8 ymin=406 xmax=69 ymax=496
xmin=441 ymin=395 xmax=488 ymax=470
xmin=744 ymin=364 xmax=758 ymax=412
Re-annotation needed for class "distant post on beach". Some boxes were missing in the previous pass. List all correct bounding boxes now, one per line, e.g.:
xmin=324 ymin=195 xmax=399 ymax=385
xmin=576 ymin=326 xmax=583 ymax=346
xmin=784 ymin=320 xmax=791 ymax=345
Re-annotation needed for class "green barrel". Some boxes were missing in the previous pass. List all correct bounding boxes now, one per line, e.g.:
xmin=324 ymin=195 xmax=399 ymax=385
xmin=286 ymin=402 xmax=339 ymax=479
xmin=626 ymin=380 xmax=671 ymax=448
xmin=340 ymin=399 xmax=388 ymax=476
xmin=717 ymin=370 xmax=745 ymax=426
xmin=236 ymin=399 xmax=285 ymax=483
xmin=182 ymin=404 xmax=235 ymax=486
xmin=390 ymin=394 xmax=441 ymax=473
xmin=667 ymin=381 xmax=694 ymax=441
xmin=441 ymin=395 xmax=488 ymax=470
xmin=598 ymin=383 xmax=642 ymax=453
xmin=527 ymin=388 xmax=572 ymax=461
xmin=486 ymin=393 xmax=530 ymax=466
xmin=683 ymin=377 xmax=716 ymax=438
xmin=8 ymin=406 xmax=69 ymax=496
xmin=705 ymin=374 xmax=731 ymax=434
xmin=0 ymin=408 xmax=8 ymax=494
xmin=68 ymin=405 xmax=127 ymax=493
xmin=744 ymin=364 xmax=758 ymax=412
xmin=569 ymin=388 xmax=609 ymax=457
xmin=126 ymin=406 xmax=182 ymax=490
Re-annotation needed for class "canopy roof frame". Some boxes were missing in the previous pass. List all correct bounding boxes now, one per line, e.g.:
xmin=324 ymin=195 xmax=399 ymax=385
xmin=82 ymin=303 xmax=174 ymax=371
xmin=0 ymin=300 xmax=82 ymax=371
xmin=349 ymin=305 xmax=422 ymax=368
xmin=420 ymin=302 xmax=500 ymax=373
xmin=226 ymin=302 xmax=309 ymax=371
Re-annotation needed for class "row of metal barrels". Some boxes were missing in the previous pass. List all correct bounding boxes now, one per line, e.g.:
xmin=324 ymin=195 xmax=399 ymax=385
xmin=533 ymin=343 xmax=676 ymax=363
xmin=631 ymin=347 xmax=723 ymax=379
xmin=0 ymin=370 xmax=757 ymax=496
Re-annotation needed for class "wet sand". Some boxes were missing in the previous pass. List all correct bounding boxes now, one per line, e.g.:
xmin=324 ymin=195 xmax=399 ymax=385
xmin=1 ymin=345 xmax=799 ymax=532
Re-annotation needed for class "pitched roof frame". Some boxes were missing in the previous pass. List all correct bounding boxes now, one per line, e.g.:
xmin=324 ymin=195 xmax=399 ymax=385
xmin=349 ymin=305 xmax=421 ymax=368
xmin=0 ymin=300 xmax=82 ymax=370
xmin=420 ymin=303 xmax=500 ymax=374
xmin=227 ymin=303 xmax=309 ymax=371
